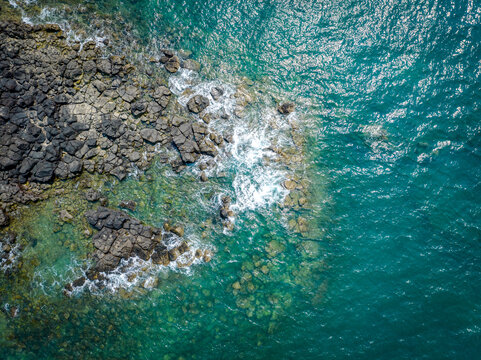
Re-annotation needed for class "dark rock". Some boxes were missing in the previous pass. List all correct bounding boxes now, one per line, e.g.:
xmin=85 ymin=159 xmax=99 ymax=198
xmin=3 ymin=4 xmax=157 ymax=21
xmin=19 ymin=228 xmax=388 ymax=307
xmin=99 ymin=115 xmax=125 ymax=139
xmin=72 ymin=276 xmax=86 ymax=287
xmin=168 ymin=248 xmax=180 ymax=261
xmin=94 ymin=252 xmax=121 ymax=272
xmin=131 ymin=101 xmax=147 ymax=117
xmin=31 ymin=161 xmax=56 ymax=182
xmin=220 ymin=207 xmax=229 ymax=219
xmin=277 ymin=102 xmax=295 ymax=114
xmin=0 ymin=209 xmax=9 ymax=227
xmin=187 ymin=95 xmax=209 ymax=113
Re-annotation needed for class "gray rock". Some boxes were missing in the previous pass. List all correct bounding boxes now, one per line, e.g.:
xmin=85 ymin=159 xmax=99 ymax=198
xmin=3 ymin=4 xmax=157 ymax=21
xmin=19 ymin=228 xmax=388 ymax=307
xmin=128 ymin=151 xmax=141 ymax=162
xmin=210 ymin=86 xmax=224 ymax=101
xmin=97 ymin=58 xmax=112 ymax=75
xmin=118 ymin=85 xmax=139 ymax=103
xmin=187 ymin=95 xmax=209 ymax=113
xmin=85 ymin=189 xmax=101 ymax=202
xmin=131 ymin=101 xmax=147 ymax=117
xmin=140 ymin=128 xmax=162 ymax=143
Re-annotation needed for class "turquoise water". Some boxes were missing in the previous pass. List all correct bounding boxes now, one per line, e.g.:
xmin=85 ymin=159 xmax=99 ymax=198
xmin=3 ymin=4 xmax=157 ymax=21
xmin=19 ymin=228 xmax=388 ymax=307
xmin=2 ymin=0 xmax=481 ymax=358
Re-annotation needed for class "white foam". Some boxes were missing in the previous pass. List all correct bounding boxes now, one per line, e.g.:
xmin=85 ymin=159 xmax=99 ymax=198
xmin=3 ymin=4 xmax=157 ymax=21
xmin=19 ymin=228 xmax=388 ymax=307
xmin=168 ymin=69 xmax=290 ymax=214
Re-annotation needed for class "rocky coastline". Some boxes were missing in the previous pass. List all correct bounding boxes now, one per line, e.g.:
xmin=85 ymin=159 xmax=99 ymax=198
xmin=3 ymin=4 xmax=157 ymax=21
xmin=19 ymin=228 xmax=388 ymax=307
xmin=0 ymin=17 xmax=224 ymax=284
xmin=0 ymin=2 xmax=302 ymax=294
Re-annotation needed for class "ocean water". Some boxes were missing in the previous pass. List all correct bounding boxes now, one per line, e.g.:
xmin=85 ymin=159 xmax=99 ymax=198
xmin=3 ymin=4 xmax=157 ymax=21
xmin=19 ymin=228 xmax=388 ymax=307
xmin=1 ymin=0 xmax=481 ymax=359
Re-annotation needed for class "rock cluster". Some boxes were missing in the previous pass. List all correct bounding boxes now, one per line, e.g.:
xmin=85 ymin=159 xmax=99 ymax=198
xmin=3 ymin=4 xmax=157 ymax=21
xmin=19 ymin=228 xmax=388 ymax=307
xmin=0 ymin=20 xmax=234 ymax=224
xmin=65 ymin=206 xmax=212 ymax=291
xmin=219 ymin=196 xmax=235 ymax=230
xmin=159 ymin=50 xmax=180 ymax=73
xmin=187 ymin=95 xmax=209 ymax=114
xmin=170 ymin=115 xmax=219 ymax=166
xmin=0 ymin=21 xmax=175 ymax=193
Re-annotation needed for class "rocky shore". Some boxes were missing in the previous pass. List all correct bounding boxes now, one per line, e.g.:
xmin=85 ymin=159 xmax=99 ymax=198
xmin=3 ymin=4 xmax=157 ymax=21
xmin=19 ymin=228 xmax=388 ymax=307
xmin=0 ymin=18 xmax=225 ymax=282
xmin=0 ymin=9 xmax=302 ymax=292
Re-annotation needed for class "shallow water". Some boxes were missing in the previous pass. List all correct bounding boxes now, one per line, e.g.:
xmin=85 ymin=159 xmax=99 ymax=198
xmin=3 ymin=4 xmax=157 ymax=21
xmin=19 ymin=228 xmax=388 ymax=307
xmin=1 ymin=0 xmax=481 ymax=359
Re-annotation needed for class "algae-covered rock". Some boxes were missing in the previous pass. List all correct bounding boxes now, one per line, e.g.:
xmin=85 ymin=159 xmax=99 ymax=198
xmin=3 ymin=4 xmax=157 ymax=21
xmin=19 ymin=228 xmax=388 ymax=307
xmin=266 ymin=240 xmax=285 ymax=258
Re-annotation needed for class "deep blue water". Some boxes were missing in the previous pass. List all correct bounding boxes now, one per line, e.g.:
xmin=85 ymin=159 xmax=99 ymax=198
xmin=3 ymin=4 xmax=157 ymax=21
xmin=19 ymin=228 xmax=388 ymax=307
xmin=2 ymin=0 xmax=481 ymax=358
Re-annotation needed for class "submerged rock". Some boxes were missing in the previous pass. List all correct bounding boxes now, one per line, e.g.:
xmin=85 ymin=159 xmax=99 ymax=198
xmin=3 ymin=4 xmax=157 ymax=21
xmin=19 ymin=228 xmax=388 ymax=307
xmin=277 ymin=102 xmax=295 ymax=115
xmin=182 ymin=59 xmax=201 ymax=72
xmin=119 ymin=200 xmax=136 ymax=211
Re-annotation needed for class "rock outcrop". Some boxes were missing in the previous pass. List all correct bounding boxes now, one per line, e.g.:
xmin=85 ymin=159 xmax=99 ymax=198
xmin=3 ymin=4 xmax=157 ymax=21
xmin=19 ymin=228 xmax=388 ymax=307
xmin=64 ymin=206 xmax=210 ymax=291
xmin=0 ymin=21 xmax=174 ymax=194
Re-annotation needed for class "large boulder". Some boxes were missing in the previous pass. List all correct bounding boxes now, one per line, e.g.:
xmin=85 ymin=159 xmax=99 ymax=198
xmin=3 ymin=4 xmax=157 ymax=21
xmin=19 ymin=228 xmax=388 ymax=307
xmin=164 ymin=55 xmax=180 ymax=73
xmin=140 ymin=128 xmax=162 ymax=144
xmin=187 ymin=95 xmax=209 ymax=114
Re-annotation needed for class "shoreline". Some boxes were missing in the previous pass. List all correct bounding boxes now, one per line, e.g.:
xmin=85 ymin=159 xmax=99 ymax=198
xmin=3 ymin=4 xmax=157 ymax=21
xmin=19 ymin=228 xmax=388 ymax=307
xmin=0 ymin=0 xmax=313 ymax=299
xmin=0 ymin=16 xmax=228 ymax=280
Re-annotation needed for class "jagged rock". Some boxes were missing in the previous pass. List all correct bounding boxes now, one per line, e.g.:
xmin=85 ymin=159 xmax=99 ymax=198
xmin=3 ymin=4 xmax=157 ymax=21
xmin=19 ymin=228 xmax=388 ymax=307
xmin=131 ymin=101 xmax=147 ymax=117
xmin=99 ymin=115 xmax=125 ymax=139
xmin=198 ymin=139 xmax=218 ymax=157
xmin=152 ymin=86 xmax=172 ymax=109
xmin=187 ymin=95 xmax=209 ymax=113
xmin=79 ymin=207 xmax=200 ymax=279
xmin=118 ymin=85 xmax=139 ymax=103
